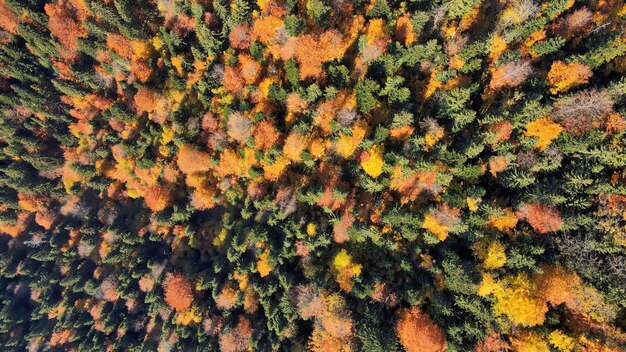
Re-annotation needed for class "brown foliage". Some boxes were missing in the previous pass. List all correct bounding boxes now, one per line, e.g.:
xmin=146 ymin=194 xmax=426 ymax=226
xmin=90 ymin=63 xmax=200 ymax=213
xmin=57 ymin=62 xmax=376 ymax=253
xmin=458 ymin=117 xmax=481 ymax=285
xmin=35 ymin=210 xmax=57 ymax=230
xmin=563 ymin=7 xmax=593 ymax=35
xmin=215 ymin=285 xmax=238 ymax=310
xmin=219 ymin=317 xmax=253 ymax=352
xmin=144 ymin=185 xmax=174 ymax=212
xmin=552 ymin=89 xmax=614 ymax=135
xmin=396 ymin=307 xmax=447 ymax=352
xmin=226 ymin=112 xmax=253 ymax=143
xmin=229 ymin=24 xmax=252 ymax=49
xmin=162 ymin=273 xmax=193 ymax=311
xmin=473 ymin=333 xmax=511 ymax=352
xmin=518 ymin=203 xmax=563 ymax=234
xmin=489 ymin=60 xmax=533 ymax=90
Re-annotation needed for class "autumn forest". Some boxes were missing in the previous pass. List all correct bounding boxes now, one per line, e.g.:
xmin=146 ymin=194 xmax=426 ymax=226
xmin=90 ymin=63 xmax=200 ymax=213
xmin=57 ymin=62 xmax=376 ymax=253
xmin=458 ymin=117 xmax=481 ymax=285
xmin=0 ymin=0 xmax=626 ymax=351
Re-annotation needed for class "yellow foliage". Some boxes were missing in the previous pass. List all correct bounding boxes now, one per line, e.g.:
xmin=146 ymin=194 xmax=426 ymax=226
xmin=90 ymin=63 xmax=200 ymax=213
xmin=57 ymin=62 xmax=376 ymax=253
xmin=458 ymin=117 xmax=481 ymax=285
xmin=333 ymin=249 xmax=352 ymax=270
xmin=467 ymin=197 xmax=480 ymax=212
xmin=424 ymin=128 xmax=444 ymax=149
xmin=487 ymin=209 xmax=518 ymax=232
xmin=257 ymin=248 xmax=273 ymax=277
xmin=160 ymin=125 xmax=176 ymax=145
xmin=489 ymin=34 xmax=507 ymax=62
xmin=477 ymin=272 xmax=499 ymax=297
xmin=175 ymin=307 xmax=202 ymax=325
xmin=423 ymin=213 xmax=448 ymax=241
xmin=511 ymin=331 xmax=550 ymax=352
xmin=261 ymin=156 xmax=290 ymax=181
xmin=524 ymin=30 xmax=547 ymax=48
xmin=492 ymin=273 xmax=548 ymax=327
xmin=336 ymin=120 xmax=368 ymax=158
xmin=171 ymin=55 xmax=184 ymax=75
xmin=524 ymin=118 xmax=563 ymax=151
xmin=483 ymin=240 xmax=506 ymax=269
xmin=547 ymin=61 xmax=593 ymax=94
xmin=131 ymin=40 xmax=152 ymax=60
xmin=549 ymin=330 xmax=575 ymax=352
xmin=307 ymin=223 xmax=317 ymax=236
xmin=309 ymin=138 xmax=327 ymax=160
xmin=361 ymin=144 xmax=384 ymax=178
xmin=365 ymin=18 xmax=386 ymax=45
xmin=213 ymin=228 xmax=228 ymax=247
xmin=423 ymin=70 xmax=442 ymax=99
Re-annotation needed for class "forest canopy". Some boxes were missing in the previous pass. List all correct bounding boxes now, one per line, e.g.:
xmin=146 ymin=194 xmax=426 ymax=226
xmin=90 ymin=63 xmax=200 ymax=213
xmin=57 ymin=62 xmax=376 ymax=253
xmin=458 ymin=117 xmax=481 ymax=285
xmin=0 ymin=0 xmax=626 ymax=351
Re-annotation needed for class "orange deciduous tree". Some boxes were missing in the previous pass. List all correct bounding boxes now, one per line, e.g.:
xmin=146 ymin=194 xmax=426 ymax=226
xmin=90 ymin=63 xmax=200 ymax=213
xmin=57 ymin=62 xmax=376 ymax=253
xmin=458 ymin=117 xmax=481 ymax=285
xmin=396 ymin=306 xmax=447 ymax=352
xmin=144 ymin=185 xmax=174 ymax=212
xmin=44 ymin=2 xmax=87 ymax=51
xmin=518 ymin=203 xmax=563 ymax=234
xmin=0 ymin=3 xmax=18 ymax=35
xmin=176 ymin=144 xmax=213 ymax=174
xmin=253 ymin=120 xmax=280 ymax=150
xmin=162 ymin=273 xmax=193 ymax=311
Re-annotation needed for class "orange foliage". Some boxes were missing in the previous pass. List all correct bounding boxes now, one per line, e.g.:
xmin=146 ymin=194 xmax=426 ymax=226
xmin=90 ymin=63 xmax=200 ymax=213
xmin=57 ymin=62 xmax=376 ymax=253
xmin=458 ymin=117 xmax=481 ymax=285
xmin=35 ymin=210 xmax=57 ymax=230
xmin=534 ymin=266 xmax=581 ymax=307
xmin=0 ymin=3 xmax=18 ymax=35
xmin=519 ymin=203 xmax=563 ymax=234
xmin=238 ymin=54 xmax=262 ymax=84
xmin=44 ymin=2 xmax=87 ymax=51
xmin=223 ymin=65 xmax=245 ymax=95
xmin=254 ymin=120 xmax=280 ymax=150
xmin=547 ymin=61 xmax=592 ymax=94
xmin=283 ymin=133 xmax=308 ymax=162
xmin=390 ymin=168 xmax=440 ymax=204
xmin=176 ymin=144 xmax=213 ymax=174
xmin=488 ymin=155 xmax=509 ymax=176
xmin=144 ymin=185 xmax=174 ymax=212
xmin=162 ymin=273 xmax=193 ymax=311
xmin=251 ymin=15 xmax=284 ymax=46
xmin=396 ymin=306 xmax=447 ymax=352
xmin=191 ymin=189 xmax=216 ymax=210
xmin=134 ymin=88 xmax=163 ymax=113
xmin=295 ymin=30 xmax=347 ymax=79
xmin=473 ymin=333 xmax=511 ymax=352
xmin=106 ymin=33 xmax=133 ymax=60
xmin=286 ymin=93 xmax=309 ymax=115
xmin=395 ymin=13 xmax=416 ymax=45
xmin=130 ymin=59 xmax=152 ymax=83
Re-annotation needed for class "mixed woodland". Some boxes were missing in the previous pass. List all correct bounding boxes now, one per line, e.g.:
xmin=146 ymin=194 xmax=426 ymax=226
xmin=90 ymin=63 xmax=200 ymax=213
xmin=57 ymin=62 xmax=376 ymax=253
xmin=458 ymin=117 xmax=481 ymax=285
xmin=0 ymin=0 xmax=626 ymax=351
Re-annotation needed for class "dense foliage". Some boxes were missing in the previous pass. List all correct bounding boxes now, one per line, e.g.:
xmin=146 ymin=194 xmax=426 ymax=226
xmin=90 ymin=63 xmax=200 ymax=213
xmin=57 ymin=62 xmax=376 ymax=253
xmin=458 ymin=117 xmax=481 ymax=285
xmin=0 ymin=0 xmax=625 ymax=351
